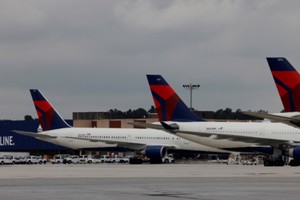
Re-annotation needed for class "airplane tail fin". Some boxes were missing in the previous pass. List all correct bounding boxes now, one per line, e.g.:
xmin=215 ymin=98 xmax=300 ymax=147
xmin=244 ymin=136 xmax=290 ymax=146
xmin=146 ymin=75 xmax=204 ymax=122
xmin=30 ymin=89 xmax=71 ymax=131
xmin=266 ymin=57 xmax=300 ymax=112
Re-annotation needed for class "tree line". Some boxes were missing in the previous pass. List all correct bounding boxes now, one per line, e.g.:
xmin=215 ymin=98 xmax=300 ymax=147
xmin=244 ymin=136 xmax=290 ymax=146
xmin=25 ymin=106 xmax=267 ymax=121
xmin=105 ymin=107 xmax=268 ymax=120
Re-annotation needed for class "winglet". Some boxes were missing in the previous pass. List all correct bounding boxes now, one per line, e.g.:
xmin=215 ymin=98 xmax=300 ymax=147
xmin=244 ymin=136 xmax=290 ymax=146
xmin=266 ymin=57 xmax=300 ymax=112
xmin=147 ymin=75 xmax=204 ymax=122
xmin=30 ymin=89 xmax=71 ymax=131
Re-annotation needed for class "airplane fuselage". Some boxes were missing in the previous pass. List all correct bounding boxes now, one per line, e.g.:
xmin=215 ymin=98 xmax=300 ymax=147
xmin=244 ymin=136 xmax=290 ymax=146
xmin=173 ymin=121 xmax=300 ymax=153
xmin=36 ymin=127 xmax=227 ymax=153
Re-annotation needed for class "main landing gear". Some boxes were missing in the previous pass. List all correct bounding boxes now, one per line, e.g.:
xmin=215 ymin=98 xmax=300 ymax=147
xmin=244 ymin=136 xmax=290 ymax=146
xmin=264 ymin=149 xmax=287 ymax=167
xmin=264 ymin=157 xmax=300 ymax=167
xmin=263 ymin=158 xmax=285 ymax=167
xmin=289 ymin=159 xmax=300 ymax=167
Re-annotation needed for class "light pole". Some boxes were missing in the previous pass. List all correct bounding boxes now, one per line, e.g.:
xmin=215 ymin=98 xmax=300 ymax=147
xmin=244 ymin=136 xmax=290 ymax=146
xmin=182 ymin=83 xmax=200 ymax=110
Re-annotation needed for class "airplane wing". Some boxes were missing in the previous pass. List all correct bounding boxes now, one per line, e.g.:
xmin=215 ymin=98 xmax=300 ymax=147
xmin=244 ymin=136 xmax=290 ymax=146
xmin=64 ymin=136 xmax=141 ymax=145
xmin=13 ymin=130 xmax=57 ymax=139
xmin=63 ymin=136 xmax=177 ymax=151
xmin=242 ymin=111 xmax=300 ymax=129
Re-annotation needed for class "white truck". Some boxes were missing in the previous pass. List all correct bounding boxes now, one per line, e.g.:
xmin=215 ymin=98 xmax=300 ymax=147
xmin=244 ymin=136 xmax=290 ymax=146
xmin=63 ymin=155 xmax=80 ymax=164
xmin=0 ymin=152 xmax=29 ymax=164
xmin=25 ymin=156 xmax=41 ymax=164
xmin=79 ymin=155 xmax=95 ymax=164
xmin=111 ymin=156 xmax=130 ymax=163
xmin=13 ymin=156 xmax=27 ymax=164
xmin=50 ymin=154 xmax=70 ymax=164
xmin=37 ymin=156 xmax=47 ymax=164
xmin=98 ymin=155 xmax=112 ymax=163
xmin=0 ymin=155 xmax=16 ymax=165
xmin=92 ymin=155 xmax=110 ymax=163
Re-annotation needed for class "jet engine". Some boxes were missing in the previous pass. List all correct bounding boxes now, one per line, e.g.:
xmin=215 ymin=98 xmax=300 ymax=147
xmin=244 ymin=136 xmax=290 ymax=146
xmin=144 ymin=145 xmax=167 ymax=163
xmin=288 ymin=146 xmax=300 ymax=160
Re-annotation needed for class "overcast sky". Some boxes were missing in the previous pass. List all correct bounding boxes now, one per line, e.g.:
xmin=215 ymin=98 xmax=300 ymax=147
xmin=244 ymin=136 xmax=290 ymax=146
xmin=1 ymin=0 xmax=300 ymax=120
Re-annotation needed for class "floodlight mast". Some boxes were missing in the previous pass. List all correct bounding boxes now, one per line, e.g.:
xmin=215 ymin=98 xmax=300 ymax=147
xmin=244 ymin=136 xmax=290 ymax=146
xmin=182 ymin=83 xmax=200 ymax=110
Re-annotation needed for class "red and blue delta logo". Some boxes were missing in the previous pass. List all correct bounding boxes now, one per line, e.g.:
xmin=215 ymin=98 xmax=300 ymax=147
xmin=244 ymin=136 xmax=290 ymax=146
xmin=34 ymin=100 xmax=55 ymax=131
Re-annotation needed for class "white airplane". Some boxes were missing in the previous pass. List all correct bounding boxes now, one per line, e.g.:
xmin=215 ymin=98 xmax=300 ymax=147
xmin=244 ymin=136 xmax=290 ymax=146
xmin=14 ymin=89 xmax=227 ymax=163
xmin=142 ymin=74 xmax=300 ymax=167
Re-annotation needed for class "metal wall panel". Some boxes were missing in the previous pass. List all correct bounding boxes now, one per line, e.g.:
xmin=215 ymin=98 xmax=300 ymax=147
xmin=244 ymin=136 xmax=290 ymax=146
xmin=0 ymin=120 xmax=72 ymax=151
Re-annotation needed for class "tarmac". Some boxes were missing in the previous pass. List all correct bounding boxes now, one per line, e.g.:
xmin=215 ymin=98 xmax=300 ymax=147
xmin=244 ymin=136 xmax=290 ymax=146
xmin=0 ymin=163 xmax=300 ymax=200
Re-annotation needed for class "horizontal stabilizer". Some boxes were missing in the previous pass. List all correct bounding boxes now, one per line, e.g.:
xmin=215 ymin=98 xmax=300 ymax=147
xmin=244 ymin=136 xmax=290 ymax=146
xmin=128 ymin=122 xmax=165 ymax=130
xmin=13 ymin=130 xmax=57 ymax=139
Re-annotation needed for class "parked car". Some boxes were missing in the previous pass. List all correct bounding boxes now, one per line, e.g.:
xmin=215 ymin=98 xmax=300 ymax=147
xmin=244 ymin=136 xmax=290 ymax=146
xmin=110 ymin=156 xmax=121 ymax=163
xmin=90 ymin=155 xmax=104 ymax=163
xmin=37 ymin=156 xmax=47 ymax=164
xmin=79 ymin=155 xmax=95 ymax=164
xmin=98 ymin=155 xmax=112 ymax=163
xmin=111 ymin=156 xmax=130 ymax=163
xmin=63 ymin=155 xmax=80 ymax=164
xmin=0 ymin=155 xmax=16 ymax=165
xmin=91 ymin=155 xmax=111 ymax=163
xmin=13 ymin=156 xmax=27 ymax=164
xmin=50 ymin=154 xmax=70 ymax=164
xmin=25 ymin=156 xmax=42 ymax=164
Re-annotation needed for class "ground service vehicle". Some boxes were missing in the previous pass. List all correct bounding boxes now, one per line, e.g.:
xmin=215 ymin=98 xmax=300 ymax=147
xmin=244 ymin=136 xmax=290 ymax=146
xmin=13 ymin=156 xmax=27 ymax=164
xmin=63 ymin=155 xmax=80 ymax=164
xmin=50 ymin=154 xmax=70 ymax=164
xmin=37 ymin=156 xmax=47 ymax=164
xmin=162 ymin=154 xmax=175 ymax=163
xmin=79 ymin=155 xmax=95 ymax=164
xmin=25 ymin=156 xmax=42 ymax=164
xmin=118 ymin=156 xmax=130 ymax=163
xmin=0 ymin=156 xmax=15 ymax=165
xmin=97 ymin=155 xmax=112 ymax=163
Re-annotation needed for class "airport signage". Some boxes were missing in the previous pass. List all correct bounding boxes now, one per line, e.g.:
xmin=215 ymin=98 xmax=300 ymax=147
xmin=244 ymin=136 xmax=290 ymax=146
xmin=0 ymin=136 xmax=15 ymax=146
xmin=0 ymin=120 xmax=72 ymax=150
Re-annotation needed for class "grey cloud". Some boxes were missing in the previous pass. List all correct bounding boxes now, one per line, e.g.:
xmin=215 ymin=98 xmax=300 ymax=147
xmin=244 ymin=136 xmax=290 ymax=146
xmin=0 ymin=0 xmax=299 ymax=119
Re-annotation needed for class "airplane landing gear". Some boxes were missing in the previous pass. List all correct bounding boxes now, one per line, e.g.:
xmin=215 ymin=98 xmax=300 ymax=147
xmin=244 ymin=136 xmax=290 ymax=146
xmin=263 ymin=157 xmax=285 ymax=167
xmin=289 ymin=159 xmax=300 ymax=167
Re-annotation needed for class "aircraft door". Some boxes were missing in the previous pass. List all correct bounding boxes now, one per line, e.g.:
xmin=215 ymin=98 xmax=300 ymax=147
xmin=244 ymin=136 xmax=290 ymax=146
xmin=127 ymin=134 xmax=132 ymax=142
